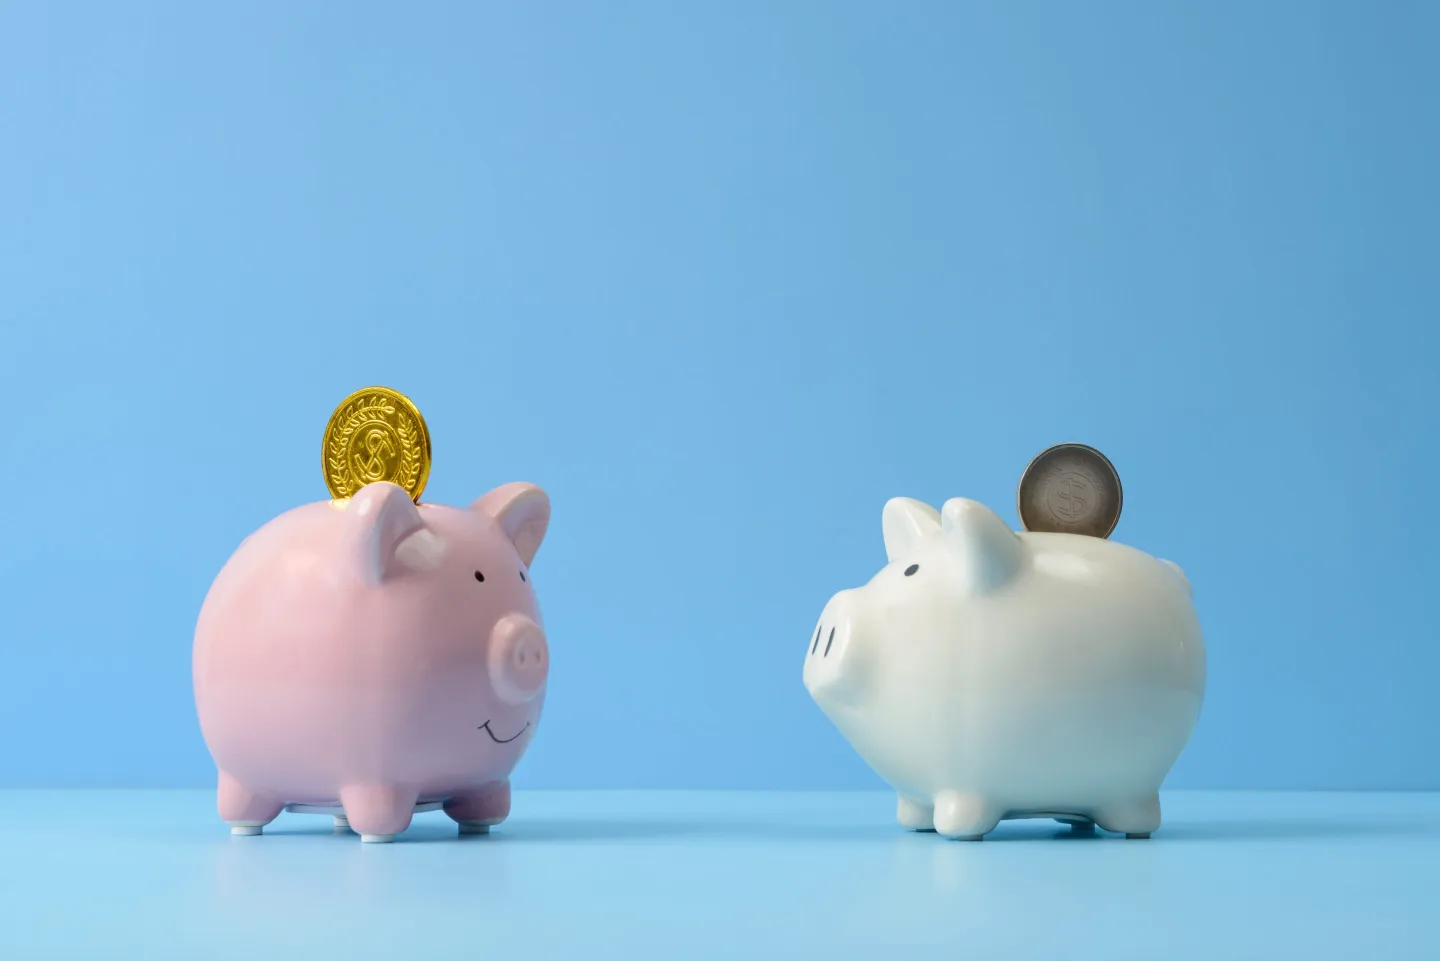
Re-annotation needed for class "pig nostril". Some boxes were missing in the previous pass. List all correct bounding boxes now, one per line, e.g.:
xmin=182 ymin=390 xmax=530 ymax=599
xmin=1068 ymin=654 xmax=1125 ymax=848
xmin=823 ymin=626 xmax=836 ymax=657
xmin=811 ymin=624 xmax=822 ymax=655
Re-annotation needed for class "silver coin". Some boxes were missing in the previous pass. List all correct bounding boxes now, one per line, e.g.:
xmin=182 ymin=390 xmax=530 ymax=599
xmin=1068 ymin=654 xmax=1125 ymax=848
xmin=1016 ymin=443 xmax=1123 ymax=538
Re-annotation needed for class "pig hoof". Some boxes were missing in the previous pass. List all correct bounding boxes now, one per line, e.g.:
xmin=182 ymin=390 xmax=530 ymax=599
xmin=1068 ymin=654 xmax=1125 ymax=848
xmin=1126 ymin=832 xmax=1151 ymax=840
xmin=228 ymin=823 xmax=264 ymax=836
xmin=1092 ymin=795 xmax=1161 ymax=837
xmin=444 ymin=781 xmax=511 ymax=829
xmin=897 ymin=795 xmax=935 ymax=831
xmin=216 ymin=772 xmax=283 ymax=829
xmin=333 ymin=816 xmax=352 ymax=832
xmin=360 ymin=833 xmax=396 ymax=844
xmin=457 ymin=821 xmax=492 ymax=835
xmin=1057 ymin=817 xmax=1096 ymax=833
xmin=340 ymin=784 xmax=419 ymax=840
xmin=932 ymin=791 xmax=1001 ymax=840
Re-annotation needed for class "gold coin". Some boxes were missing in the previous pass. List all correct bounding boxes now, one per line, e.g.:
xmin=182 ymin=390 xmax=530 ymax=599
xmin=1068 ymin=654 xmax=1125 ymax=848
xmin=322 ymin=386 xmax=432 ymax=502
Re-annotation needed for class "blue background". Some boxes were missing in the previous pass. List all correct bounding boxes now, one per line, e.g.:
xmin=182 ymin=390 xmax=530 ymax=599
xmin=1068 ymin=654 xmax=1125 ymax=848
xmin=0 ymin=0 xmax=1435 ymax=791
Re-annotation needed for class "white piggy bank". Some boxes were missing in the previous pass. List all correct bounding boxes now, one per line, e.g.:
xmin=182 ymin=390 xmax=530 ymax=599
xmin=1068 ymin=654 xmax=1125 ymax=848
xmin=804 ymin=496 xmax=1205 ymax=840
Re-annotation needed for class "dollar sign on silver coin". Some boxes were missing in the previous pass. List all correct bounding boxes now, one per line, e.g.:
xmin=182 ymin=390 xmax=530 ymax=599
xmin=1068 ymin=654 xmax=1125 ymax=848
xmin=1016 ymin=443 xmax=1123 ymax=539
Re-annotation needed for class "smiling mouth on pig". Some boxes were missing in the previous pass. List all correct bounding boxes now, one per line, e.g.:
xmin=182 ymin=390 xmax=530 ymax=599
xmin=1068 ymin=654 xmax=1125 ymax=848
xmin=478 ymin=720 xmax=531 ymax=744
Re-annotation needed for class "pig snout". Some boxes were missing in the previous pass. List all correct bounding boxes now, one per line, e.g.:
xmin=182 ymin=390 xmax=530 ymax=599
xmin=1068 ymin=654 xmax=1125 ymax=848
xmin=803 ymin=590 xmax=865 ymax=706
xmin=488 ymin=614 xmax=550 ymax=705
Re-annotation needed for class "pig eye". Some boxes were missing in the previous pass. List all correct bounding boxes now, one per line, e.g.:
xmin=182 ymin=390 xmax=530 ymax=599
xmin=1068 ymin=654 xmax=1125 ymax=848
xmin=904 ymin=564 xmax=919 ymax=576
xmin=520 ymin=570 xmax=527 ymax=582
xmin=474 ymin=571 xmax=485 ymax=583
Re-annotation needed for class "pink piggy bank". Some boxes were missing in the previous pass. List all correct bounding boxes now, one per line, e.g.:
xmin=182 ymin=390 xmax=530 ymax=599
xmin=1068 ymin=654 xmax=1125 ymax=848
xmin=193 ymin=480 xmax=551 ymax=843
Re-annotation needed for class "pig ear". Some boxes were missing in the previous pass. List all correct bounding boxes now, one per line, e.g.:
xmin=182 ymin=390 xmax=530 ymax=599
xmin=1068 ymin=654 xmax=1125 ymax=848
xmin=939 ymin=498 xmax=1023 ymax=591
xmin=882 ymin=497 xmax=941 ymax=561
xmin=349 ymin=482 xmax=426 ymax=585
xmin=471 ymin=482 xmax=550 ymax=567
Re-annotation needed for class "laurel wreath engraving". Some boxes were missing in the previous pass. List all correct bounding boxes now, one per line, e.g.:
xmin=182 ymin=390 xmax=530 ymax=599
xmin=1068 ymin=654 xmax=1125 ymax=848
xmin=326 ymin=394 xmax=422 ymax=497
xmin=393 ymin=411 xmax=420 ymax=489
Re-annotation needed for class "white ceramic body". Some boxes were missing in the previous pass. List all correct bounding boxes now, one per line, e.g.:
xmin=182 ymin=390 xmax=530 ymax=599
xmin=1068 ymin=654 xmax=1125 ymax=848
xmin=804 ymin=497 xmax=1205 ymax=840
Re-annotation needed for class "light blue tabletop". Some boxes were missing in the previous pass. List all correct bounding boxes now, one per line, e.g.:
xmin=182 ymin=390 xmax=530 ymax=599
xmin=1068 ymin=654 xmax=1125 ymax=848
xmin=0 ymin=790 xmax=1434 ymax=959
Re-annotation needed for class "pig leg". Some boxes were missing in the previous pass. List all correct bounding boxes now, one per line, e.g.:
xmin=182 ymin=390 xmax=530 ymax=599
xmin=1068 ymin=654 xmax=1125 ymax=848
xmin=1091 ymin=794 xmax=1161 ymax=839
xmin=933 ymin=790 xmax=1002 ymax=841
xmin=444 ymin=780 xmax=511 ymax=834
xmin=339 ymin=784 xmax=419 ymax=843
xmin=897 ymin=794 xmax=935 ymax=832
xmin=217 ymin=771 xmax=283 ymax=836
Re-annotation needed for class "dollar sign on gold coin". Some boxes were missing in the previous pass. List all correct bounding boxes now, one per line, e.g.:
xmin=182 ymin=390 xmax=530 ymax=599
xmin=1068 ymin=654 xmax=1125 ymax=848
xmin=357 ymin=428 xmax=396 ymax=481
xmin=322 ymin=386 xmax=432 ymax=502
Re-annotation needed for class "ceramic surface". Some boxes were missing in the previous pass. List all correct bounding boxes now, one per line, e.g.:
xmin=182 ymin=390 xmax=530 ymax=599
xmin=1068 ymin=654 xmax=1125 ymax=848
xmin=804 ymin=496 xmax=1205 ymax=840
xmin=193 ymin=480 xmax=551 ymax=842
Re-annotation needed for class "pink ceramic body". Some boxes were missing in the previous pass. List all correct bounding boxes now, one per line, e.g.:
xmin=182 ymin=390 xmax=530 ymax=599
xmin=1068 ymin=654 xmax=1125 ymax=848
xmin=193 ymin=480 xmax=552 ymax=841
